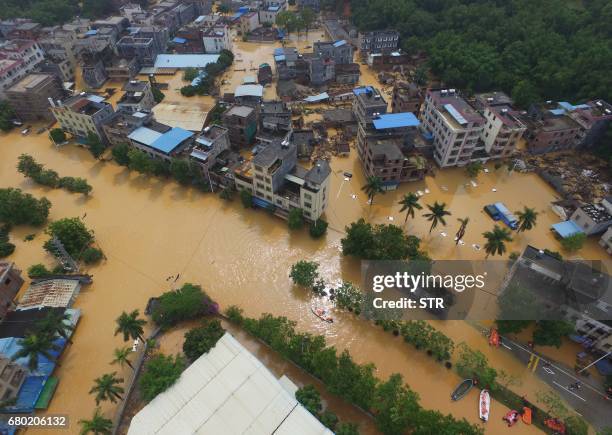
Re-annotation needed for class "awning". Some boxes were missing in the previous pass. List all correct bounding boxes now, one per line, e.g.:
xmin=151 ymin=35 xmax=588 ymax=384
xmin=551 ymin=220 xmax=584 ymax=238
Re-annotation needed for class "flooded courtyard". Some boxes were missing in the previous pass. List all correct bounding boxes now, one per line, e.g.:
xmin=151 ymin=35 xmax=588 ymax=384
xmin=1 ymin=24 xmax=610 ymax=435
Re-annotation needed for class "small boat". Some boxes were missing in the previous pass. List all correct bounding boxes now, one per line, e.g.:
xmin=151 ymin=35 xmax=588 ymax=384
xmin=489 ymin=328 xmax=500 ymax=347
xmin=503 ymin=410 xmax=520 ymax=427
xmin=521 ymin=407 xmax=532 ymax=425
xmin=451 ymin=379 xmax=474 ymax=401
xmin=479 ymin=389 xmax=490 ymax=422
xmin=311 ymin=306 xmax=333 ymax=323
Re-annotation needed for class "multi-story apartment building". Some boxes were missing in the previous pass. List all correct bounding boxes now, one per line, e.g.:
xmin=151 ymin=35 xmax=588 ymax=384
xmin=50 ymin=93 xmax=115 ymax=143
xmin=239 ymin=11 xmax=260 ymax=35
xmin=234 ymin=138 xmax=331 ymax=221
xmin=391 ymin=81 xmax=423 ymax=114
xmin=0 ymin=262 xmax=23 ymax=321
xmin=419 ymin=89 xmax=485 ymax=167
xmin=101 ymin=110 xmax=154 ymax=147
xmin=273 ymin=47 xmax=308 ymax=82
xmin=6 ymin=73 xmax=64 ymax=122
xmin=354 ymin=87 xmax=426 ymax=189
xmin=202 ymin=25 xmax=232 ymax=53
xmin=189 ymin=124 xmax=230 ymax=174
xmin=0 ymin=357 xmax=26 ymax=403
xmin=570 ymin=198 xmax=612 ymax=236
xmin=0 ymin=40 xmax=44 ymax=99
xmin=563 ymin=99 xmax=612 ymax=148
xmin=313 ymin=40 xmax=354 ymax=65
xmin=358 ymin=30 xmax=399 ymax=53
xmin=116 ymin=37 xmax=159 ymax=67
xmin=222 ymin=105 xmax=258 ymax=148
xmin=307 ymin=55 xmax=334 ymax=86
xmin=117 ymin=80 xmax=156 ymax=114
xmin=260 ymin=101 xmax=292 ymax=132
xmin=475 ymin=92 xmax=526 ymax=159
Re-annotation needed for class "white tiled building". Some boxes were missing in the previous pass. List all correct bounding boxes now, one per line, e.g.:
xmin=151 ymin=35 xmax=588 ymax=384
xmin=202 ymin=25 xmax=232 ymax=53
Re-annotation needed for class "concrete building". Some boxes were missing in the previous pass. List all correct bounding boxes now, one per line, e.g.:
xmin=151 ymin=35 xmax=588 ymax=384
xmin=564 ymin=99 xmax=612 ymax=148
xmin=127 ymin=124 xmax=195 ymax=161
xmin=234 ymin=84 xmax=264 ymax=106
xmin=222 ymin=105 xmax=258 ymax=148
xmin=239 ymin=11 xmax=260 ymax=35
xmin=0 ymin=40 xmax=45 ymax=99
xmin=476 ymin=92 xmax=526 ymax=159
xmin=38 ymin=57 xmax=74 ymax=82
xmin=273 ymin=47 xmax=307 ymax=81
xmin=391 ymin=81 xmax=423 ymax=114
xmin=0 ymin=357 xmax=26 ymax=403
xmin=105 ymin=58 xmax=140 ymax=81
xmin=50 ymin=93 xmax=115 ymax=143
xmin=0 ymin=262 xmax=23 ymax=321
xmin=358 ymin=30 xmax=400 ymax=53
xmin=260 ymin=101 xmax=292 ymax=132
xmin=419 ymin=89 xmax=485 ymax=168
xmin=259 ymin=5 xmax=283 ymax=25
xmin=335 ymin=63 xmax=360 ymax=84
xmin=117 ymin=80 xmax=156 ymax=114
xmin=523 ymin=102 xmax=586 ymax=155
xmin=352 ymin=86 xmax=388 ymax=128
xmin=367 ymin=51 xmax=411 ymax=68
xmin=313 ymin=40 xmax=354 ymax=65
xmin=570 ymin=200 xmax=612 ymax=236
xmin=600 ymin=226 xmax=612 ymax=255
xmin=116 ymin=36 xmax=159 ymax=67
xmin=6 ymin=73 xmax=64 ymax=122
xmin=307 ymin=55 xmax=334 ymax=86
xmin=17 ymin=279 xmax=81 ymax=311
xmin=189 ymin=124 xmax=230 ymax=174
xmin=202 ymin=25 xmax=232 ymax=53
xmin=101 ymin=111 xmax=154 ymax=147
xmin=234 ymin=138 xmax=331 ymax=221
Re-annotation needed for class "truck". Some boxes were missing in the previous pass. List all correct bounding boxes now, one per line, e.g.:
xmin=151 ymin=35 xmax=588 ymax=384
xmin=493 ymin=202 xmax=518 ymax=230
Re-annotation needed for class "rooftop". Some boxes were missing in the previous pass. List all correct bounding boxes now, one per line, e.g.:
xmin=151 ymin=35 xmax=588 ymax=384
xmin=128 ymin=333 xmax=332 ymax=435
xmin=7 ymin=73 xmax=54 ymax=93
xmin=128 ymin=126 xmax=194 ymax=154
xmin=235 ymin=84 xmax=264 ymax=98
xmin=373 ymin=112 xmax=420 ymax=130
xmin=122 ymin=80 xmax=149 ymax=93
xmin=154 ymin=54 xmax=220 ymax=69
xmin=225 ymin=105 xmax=254 ymax=118
xmin=253 ymin=139 xmax=295 ymax=167
xmin=579 ymin=203 xmax=612 ymax=224
xmin=17 ymin=279 xmax=81 ymax=311
xmin=429 ymin=89 xmax=485 ymax=126
xmin=354 ymin=86 xmax=387 ymax=108
xmin=305 ymin=160 xmax=331 ymax=185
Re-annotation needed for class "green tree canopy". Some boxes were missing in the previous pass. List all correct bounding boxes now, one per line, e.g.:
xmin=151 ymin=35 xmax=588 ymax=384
xmin=139 ymin=353 xmax=185 ymax=402
xmin=0 ymin=188 xmax=51 ymax=227
xmin=44 ymin=217 xmax=95 ymax=258
xmin=183 ymin=320 xmax=225 ymax=360
xmin=290 ymin=260 xmax=320 ymax=288
xmin=152 ymin=283 xmax=218 ymax=328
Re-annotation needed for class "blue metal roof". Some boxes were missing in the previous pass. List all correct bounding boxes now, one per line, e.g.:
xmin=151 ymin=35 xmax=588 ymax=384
xmin=304 ymin=92 xmax=329 ymax=103
xmin=353 ymin=86 xmax=373 ymax=96
xmin=373 ymin=113 xmax=420 ymax=129
xmin=273 ymin=48 xmax=284 ymax=55
xmin=268 ymin=5 xmax=280 ymax=11
xmin=333 ymin=40 xmax=347 ymax=47
xmin=128 ymin=127 xmax=162 ymax=146
xmin=552 ymin=220 xmax=584 ymax=238
xmin=0 ymin=336 xmax=66 ymax=376
xmin=549 ymin=108 xmax=566 ymax=116
xmin=85 ymin=29 xmax=98 ymax=36
xmin=172 ymin=37 xmax=187 ymax=44
xmin=151 ymin=128 xmax=194 ymax=154
xmin=274 ymin=54 xmax=286 ymax=62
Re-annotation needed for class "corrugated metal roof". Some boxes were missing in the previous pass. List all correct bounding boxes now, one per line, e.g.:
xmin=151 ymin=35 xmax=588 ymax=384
xmin=172 ymin=37 xmax=187 ymax=44
xmin=333 ymin=40 xmax=347 ymax=47
xmin=552 ymin=220 xmax=584 ymax=238
xmin=373 ymin=112 xmax=420 ymax=129
xmin=154 ymin=54 xmax=220 ymax=69
xmin=128 ymin=333 xmax=332 ymax=435
xmin=303 ymin=92 xmax=329 ymax=103
xmin=151 ymin=128 xmax=194 ymax=154
xmin=235 ymin=84 xmax=263 ymax=98
xmin=128 ymin=127 xmax=162 ymax=146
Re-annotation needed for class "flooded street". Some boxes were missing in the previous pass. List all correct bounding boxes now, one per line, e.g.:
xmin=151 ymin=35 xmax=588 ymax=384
xmin=1 ymin=26 xmax=610 ymax=435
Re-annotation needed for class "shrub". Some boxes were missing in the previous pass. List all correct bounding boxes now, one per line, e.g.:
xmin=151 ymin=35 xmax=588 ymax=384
xmin=152 ymin=283 xmax=218 ymax=328
xmin=290 ymin=261 xmax=319 ymax=288
xmin=0 ymin=226 xmax=15 ymax=258
xmin=319 ymin=410 xmax=338 ymax=429
xmin=49 ymin=128 xmax=66 ymax=143
xmin=86 ymin=132 xmax=105 ymax=159
xmin=0 ymin=188 xmax=51 ymax=227
xmin=560 ymin=233 xmax=586 ymax=252
xmin=180 ymin=86 xmax=196 ymax=97
xmin=288 ymin=208 xmax=304 ymax=230
xmin=44 ymin=217 xmax=95 ymax=258
xmin=183 ymin=320 xmax=225 ymax=360
xmin=152 ymin=87 xmax=164 ymax=103
xmin=295 ymin=385 xmax=322 ymax=415
xmin=27 ymin=263 xmax=52 ymax=278
xmin=82 ymin=247 xmax=103 ymax=264
xmin=309 ymin=219 xmax=328 ymax=238
xmin=112 ymin=143 xmax=131 ymax=166
xmin=139 ymin=354 xmax=185 ymax=402
xmin=225 ymin=305 xmax=244 ymax=325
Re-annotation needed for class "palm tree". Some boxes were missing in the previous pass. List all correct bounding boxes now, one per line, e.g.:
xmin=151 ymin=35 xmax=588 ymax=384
xmin=398 ymin=193 xmax=422 ymax=225
xmin=36 ymin=310 xmax=74 ymax=343
xmin=114 ymin=310 xmax=146 ymax=342
xmin=361 ymin=176 xmax=384 ymax=207
xmin=423 ymin=201 xmax=451 ymax=233
xmin=455 ymin=217 xmax=469 ymax=245
xmin=111 ymin=346 xmax=134 ymax=370
xmin=79 ymin=408 xmax=112 ymax=435
xmin=516 ymin=206 xmax=539 ymax=233
xmin=89 ymin=372 xmax=124 ymax=405
xmin=12 ymin=333 xmax=60 ymax=371
xmin=483 ymin=225 xmax=513 ymax=258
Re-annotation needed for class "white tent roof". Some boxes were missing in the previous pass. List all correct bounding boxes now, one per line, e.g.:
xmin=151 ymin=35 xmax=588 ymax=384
xmin=128 ymin=333 xmax=333 ymax=435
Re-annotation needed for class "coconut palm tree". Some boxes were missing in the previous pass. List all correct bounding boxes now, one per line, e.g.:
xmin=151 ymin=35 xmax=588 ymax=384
xmin=361 ymin=176 xmax=384 ymax=207
xmin=79 ymin=408 xmax=112 ymax=435
xmin=89 ymin=372 xmax=124 ymax=405
xmin=483 ymin=225 xmax=513 ymax=258
xmin=12 ymin=333 xmax=61 ymax=371
xmin=111 ymin=346 xmax=134 ymax=370
xmin=423 ymin=201 xmax=451 ymax=233
xmin=455 ymin=217 xmax=469 ymax=245
xmin=114 ymin=310 xmax=146 ymax=342
xmin=36 ymin=310 xmax=74 ymax=343
xmin=398 ymin=193 xmax=422 ymax=225
xmin=516 ymin=206 xmax=539 ymax=233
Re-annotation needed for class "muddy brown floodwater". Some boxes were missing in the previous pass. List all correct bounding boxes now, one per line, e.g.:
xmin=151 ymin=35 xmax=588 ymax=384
xmin=2 ymin=26 xmax=611 ymax=435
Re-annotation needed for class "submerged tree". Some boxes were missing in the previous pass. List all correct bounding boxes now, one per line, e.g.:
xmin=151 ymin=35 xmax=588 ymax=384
xmin=89 ymin=372 xmax=124 ymax=405
xmin=78 ymin=407 xmax=112 ymax=435
xmin=362 ymin=176 xmax=385 ymax=208
xmin=516 ymin=207 xmax=539 ymax=233
xmin=398 ymin=193 xmax=422 ymax=225
xmin=423 ymin=202 xmax=451 ymax=233
xmin=114 ymin=310 xmax=146 ymax=342
xmin=483 ymin=225 xmax=513 ymax=258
